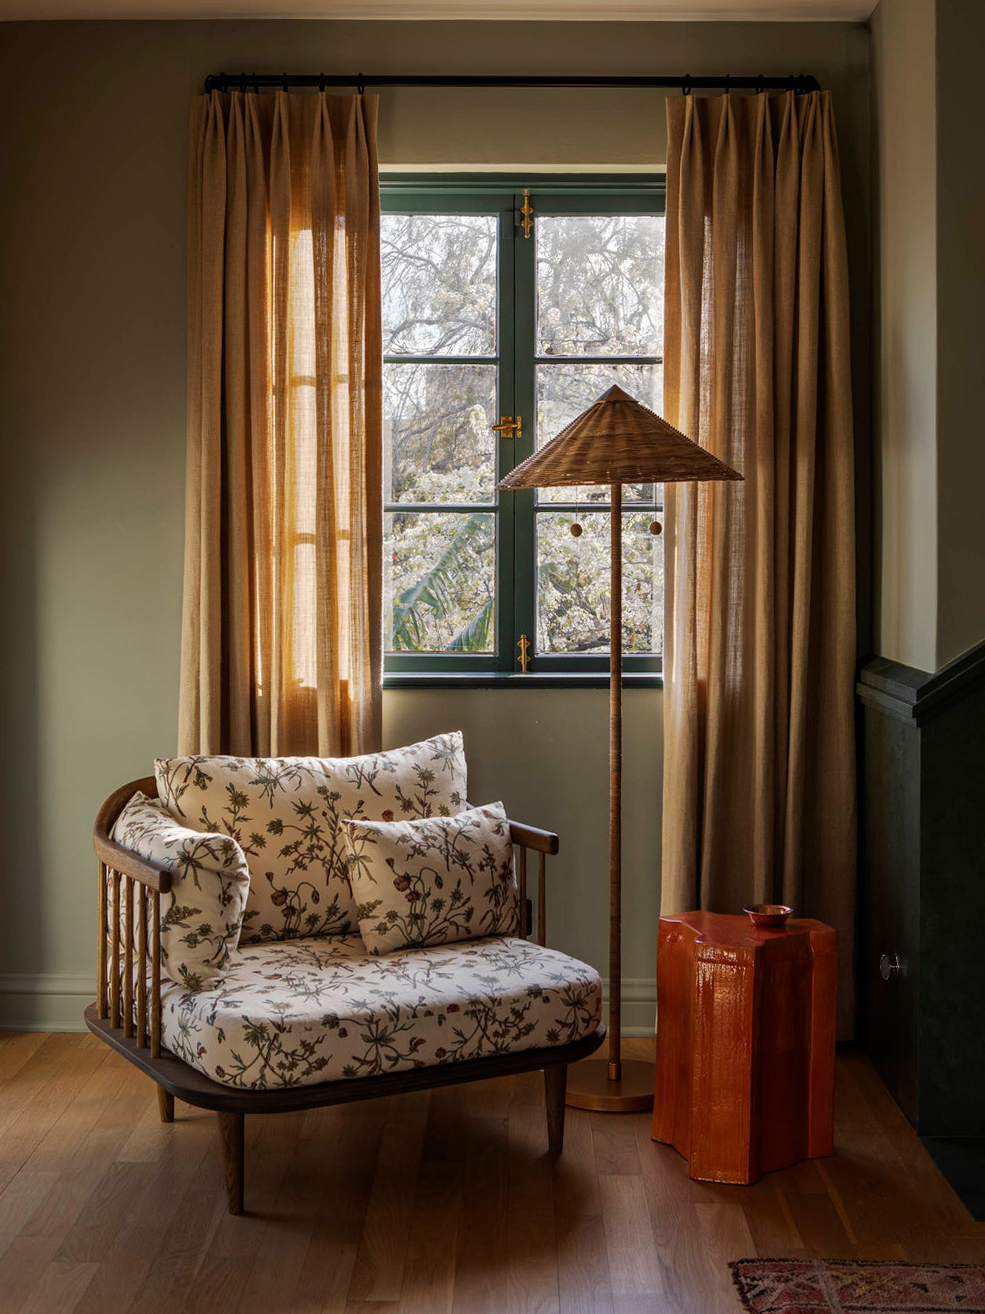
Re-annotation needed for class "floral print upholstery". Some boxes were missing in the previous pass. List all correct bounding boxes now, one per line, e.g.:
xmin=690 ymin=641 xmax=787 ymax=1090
xmin=111 ymin=791 xmax=250 ymax=991
xmin=159 ymin=933 xmax=602 ymax=1090
xmin=343 ymin=803 xmax=518 ymax=955
xmin=154 ymin=733 xmax=467 ymax=944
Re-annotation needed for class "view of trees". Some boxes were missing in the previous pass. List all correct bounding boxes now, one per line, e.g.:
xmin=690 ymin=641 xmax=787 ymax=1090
xmin=537 ymin=214 xmax=663 ymax=357
xmin=382 ymin=213 xmax=497 ymax=358
xmin=537 ymin=512 xmax=664 ymax=657
xmin=381 ymin=207 xmax=666 ymax=657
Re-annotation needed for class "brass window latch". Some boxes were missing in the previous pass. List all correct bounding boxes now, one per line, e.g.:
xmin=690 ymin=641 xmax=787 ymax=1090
xmin=517 ymin=633 xmax=531 ymax=673
xmin=491 ymin=415 xmax=522 ymax=440
xmin=520 ymin=188 xmax=533 ymax=239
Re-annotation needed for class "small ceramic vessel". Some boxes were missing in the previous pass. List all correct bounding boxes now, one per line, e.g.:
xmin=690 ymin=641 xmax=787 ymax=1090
xmin=743 ymin=903 xmax=793 ymax=929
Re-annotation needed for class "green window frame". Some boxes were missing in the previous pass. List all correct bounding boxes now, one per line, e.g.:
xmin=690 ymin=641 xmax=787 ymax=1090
xmin=381 ymin=174 xmax=666 ymax=689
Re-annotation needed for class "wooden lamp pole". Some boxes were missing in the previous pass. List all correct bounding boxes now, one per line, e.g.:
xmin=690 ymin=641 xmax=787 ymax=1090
xmin=563 ymin=485 xmax=654 ymax=1112
xmin=608 ymin=483 xmax=623 ymax=1084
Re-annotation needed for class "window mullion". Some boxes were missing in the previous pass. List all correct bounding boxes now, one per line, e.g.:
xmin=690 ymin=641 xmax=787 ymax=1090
xmin=511 ymin=192 xmax=537 ymax=672
xmin=493 ymin=198 xmax=518 ymax=675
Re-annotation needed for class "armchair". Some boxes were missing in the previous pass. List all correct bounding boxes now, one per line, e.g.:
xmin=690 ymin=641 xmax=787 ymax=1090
xmin=88 ymin=761 xmax=605 ymax=1215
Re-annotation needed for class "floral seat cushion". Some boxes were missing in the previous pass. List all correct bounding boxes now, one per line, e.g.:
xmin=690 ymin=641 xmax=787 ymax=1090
xmin=159 ymin=933 xmax=602 ymax=1090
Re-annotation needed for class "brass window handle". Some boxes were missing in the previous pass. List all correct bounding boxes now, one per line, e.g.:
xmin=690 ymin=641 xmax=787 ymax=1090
xmin=491 ymin=415 xmax=522 ymax=440
xmin=520 ymin=188 xmax=534 ymax=239
xmin=517 ymin=633 xmax=531 ymax=673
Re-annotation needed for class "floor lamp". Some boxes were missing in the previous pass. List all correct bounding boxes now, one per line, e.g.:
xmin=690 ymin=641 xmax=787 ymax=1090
xmin=499 ymin=385 xmax=742 ymax=1113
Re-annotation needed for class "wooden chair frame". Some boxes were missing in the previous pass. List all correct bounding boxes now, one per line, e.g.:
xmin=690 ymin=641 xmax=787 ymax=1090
xmin=88 ymin=777 xmax=606 ymax=1214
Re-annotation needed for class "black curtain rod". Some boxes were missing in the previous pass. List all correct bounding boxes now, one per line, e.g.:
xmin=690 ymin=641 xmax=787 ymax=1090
xmin=203 ymin=71 xmax=820 ymax=95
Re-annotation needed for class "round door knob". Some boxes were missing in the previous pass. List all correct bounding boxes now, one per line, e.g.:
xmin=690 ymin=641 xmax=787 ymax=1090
xmin=879 ymin=953 xmax=902 ymax=981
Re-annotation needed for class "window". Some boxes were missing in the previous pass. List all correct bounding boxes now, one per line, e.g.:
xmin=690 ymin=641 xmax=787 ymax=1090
xmin=381 ymin=177 xmax=666 ymax=685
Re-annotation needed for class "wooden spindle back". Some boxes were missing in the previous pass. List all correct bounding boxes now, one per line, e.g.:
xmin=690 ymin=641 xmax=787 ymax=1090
xmin=509 ymin=827 xmax=555 ymax=947
xmin=94 ymin=777 xmax=166 ymax=1058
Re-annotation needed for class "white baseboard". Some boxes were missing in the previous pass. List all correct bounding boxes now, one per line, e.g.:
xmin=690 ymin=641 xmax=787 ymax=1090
xmin=0 ymin=972 xmax=657 ymax=1038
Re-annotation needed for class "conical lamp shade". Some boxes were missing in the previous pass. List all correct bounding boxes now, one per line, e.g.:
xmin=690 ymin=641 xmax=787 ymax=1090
xmin=498 ymin=384 xmax=743 ymax=489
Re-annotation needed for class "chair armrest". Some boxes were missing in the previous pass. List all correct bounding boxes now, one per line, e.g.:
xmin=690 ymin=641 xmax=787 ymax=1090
xmin=93 ymin=833 xmax=173 ymax=894
xmin=508 ymin=821 xmax=559 ymax=856
xmin=93 ymin=775 xmax=172 ymax=893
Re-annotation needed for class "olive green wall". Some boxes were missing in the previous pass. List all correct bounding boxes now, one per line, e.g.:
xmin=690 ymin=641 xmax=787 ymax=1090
xmin=871 ymin=0 xmax=985 ymax=672
xmin=870 ymin=0 xmax=938 ymax=673
xmin=934 ymin=0 xmax=985 ymax=669
xmin=0 ymin=17 xmax=871 ymax=1029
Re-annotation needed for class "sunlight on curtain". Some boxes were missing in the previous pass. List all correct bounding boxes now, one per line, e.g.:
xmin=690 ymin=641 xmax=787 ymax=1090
xmin=182 ymin=91 xmax=382 ymax=757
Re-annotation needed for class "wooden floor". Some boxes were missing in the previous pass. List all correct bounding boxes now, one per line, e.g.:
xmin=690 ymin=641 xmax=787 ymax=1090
xmin=1 ymin=1035 xmax=983 ymax=1314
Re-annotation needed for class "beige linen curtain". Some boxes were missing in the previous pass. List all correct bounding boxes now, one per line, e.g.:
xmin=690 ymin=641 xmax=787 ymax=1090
xmin=180 ymin=90 xmax=382 ymax=758
xmin=661 ymin=91 xmax=857 ymax=1031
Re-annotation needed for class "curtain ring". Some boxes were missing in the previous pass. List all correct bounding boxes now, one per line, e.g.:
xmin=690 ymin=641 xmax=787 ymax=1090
xmin=319 ymin=72 xmax=326 ymax=93
xmin=253 ymin=73 xmax=259 ymax=94
xmin=724 ymin=74 xmax=731 ymax=95
xmin=356 ymin=72 xmax=365 ymax=95
xmin=238 ymin=71 xmax=246 ymax=93
xmin=281 ymin=72 xmax=289 ymax=93
xmin=682 ymin=73 xmax=692 ymax=96
xmin=756 ymin=73 xmax=766 ymax=95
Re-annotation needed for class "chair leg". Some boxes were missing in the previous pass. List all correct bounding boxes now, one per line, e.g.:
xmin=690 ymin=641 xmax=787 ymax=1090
xmin=157 ymin=1086 xmax=174 ymax=1123
xmin=544 ymin=1064 xmax=567 ymax=1153
xmin=217 ymin=1111 xmax=244 ymax=1215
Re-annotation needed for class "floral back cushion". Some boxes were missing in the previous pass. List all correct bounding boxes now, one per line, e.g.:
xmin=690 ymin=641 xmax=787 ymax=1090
xmin=111 ymin=791 xmax=251 ymax=991
xmin=342 ymin=802 xmax=519 ymax=955
xmin=154 ymin=733 xmax=468 ymax=943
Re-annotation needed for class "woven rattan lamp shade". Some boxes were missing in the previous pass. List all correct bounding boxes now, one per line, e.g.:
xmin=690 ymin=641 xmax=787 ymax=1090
xmin=498 ymin=384 xmax=743 ymax=489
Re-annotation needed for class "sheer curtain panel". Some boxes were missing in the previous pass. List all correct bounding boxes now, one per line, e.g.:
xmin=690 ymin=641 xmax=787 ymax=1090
xmin=661 ymin=91 xmax=857 ymax=1032
xmin=181 ymin=90 xmax=382 ymax=758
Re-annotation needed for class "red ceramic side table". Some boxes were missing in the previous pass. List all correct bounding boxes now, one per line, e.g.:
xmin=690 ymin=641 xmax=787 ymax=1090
xmin=651 ymin=911 xmax=836 ymax=1184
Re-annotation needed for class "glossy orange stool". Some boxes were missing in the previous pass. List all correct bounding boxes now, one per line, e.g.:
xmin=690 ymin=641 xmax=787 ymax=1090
xmin=652 ymin=911 xmax=836 ymax=1184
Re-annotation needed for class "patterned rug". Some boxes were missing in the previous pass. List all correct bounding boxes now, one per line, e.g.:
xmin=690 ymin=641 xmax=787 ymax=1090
xmin=730 ymin=1259 xmax=985 ymax=1312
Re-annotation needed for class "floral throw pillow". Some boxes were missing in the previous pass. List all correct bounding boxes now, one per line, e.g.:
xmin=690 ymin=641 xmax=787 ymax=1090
xmin=342 ymin=802 xmax=519 ymax=955
xmin=111 ymin=791 xmax=250 ymax=992
xmin=154 ymin=733 xmax=468 ymax=943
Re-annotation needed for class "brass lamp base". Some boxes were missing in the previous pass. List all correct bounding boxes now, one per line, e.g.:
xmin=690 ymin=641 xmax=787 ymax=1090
xmin=564 ymin=1057 xmax=654 ymax=1113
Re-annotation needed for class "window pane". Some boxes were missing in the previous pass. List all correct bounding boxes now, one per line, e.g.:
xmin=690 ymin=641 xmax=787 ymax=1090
xmin=535 ymin=362 xmax=663 ymax=504
xmin=382 ymin=213 xmax=497 ymax=356
xmin=537 ymin=214 xmax=664 ymax=357
xmin=386 ymin=511 xmax=496 ymax=653
xmin=536 ymin=512 xmax=663 ymax=655
xmin=385 ymin=362 xmax=497 ymax=504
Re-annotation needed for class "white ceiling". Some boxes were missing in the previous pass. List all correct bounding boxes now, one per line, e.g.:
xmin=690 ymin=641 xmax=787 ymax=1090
xmin=0 ymin=0 xmax=878 ymax=20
